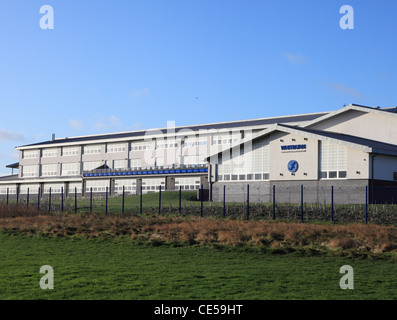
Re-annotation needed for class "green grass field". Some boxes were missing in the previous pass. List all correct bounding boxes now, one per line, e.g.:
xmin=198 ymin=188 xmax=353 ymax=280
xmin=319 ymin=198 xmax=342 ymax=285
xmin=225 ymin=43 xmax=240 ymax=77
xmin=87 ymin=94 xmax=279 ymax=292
xmin=0 ymin=232 xmax=395 ymax=300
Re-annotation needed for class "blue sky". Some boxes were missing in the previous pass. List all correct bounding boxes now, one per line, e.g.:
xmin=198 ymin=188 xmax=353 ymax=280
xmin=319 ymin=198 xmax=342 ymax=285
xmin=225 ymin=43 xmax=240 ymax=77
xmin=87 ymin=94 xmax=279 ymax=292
xmin=0 ymin=0 xmax=396 ymax=175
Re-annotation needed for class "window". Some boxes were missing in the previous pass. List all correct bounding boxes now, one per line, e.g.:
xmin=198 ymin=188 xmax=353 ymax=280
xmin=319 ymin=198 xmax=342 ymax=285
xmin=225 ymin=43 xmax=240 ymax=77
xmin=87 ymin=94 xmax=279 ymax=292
xmin=43 ymin=183 xmax=63 ymax=194
xmin=319 ymin=141 xmax=347 ymax=179
xmin=141 ymin=178 xmax=165 ymax=193
xmin=107 ymin=143 xmax=126 ymax=153
xmin=42 ymin=148 xmax=58 ymax=158
xmin=62 ymin=147 xmax=79 ymax=156
xmin=131 ymin=142 xmax=151 ymax=151
xmin=22 ymin=165 xmax=38 ymax=177
xmin=184 ymin=138 xmax=207 ymax=147
xmin=114 ymin=179 xmax=136 ymax=193
xmin=329 ymin=171 xmax=337 ymax=179
xmin=0 ymin=185 xmax=17 ymax=194
xmin=263 ymin=173 xmax=270 ymax=180
xmin=212 ymin=132 xmax=239 ymax=145
xmin=175 ymin=177 xmax=201 ymax=190
xmin=61 ymin=163 xmax=79 ymax=176
xmin=85 ymin=180 xmax=110 ymax=193
xmin=130 ymin=159 xmax=142 ymax=170
xmin=157 ymin=142 xmax=178 ymax=149
xmin=84 ymin=145 xmax=102 ymax=154
xmin=20 ymin=184 xmax=40 ymax=194
xmin=41 ymin=164 xmax=57 ymax=177
xmin=69 ymin=182 xmax=82 ymax=194
xmin=23 ymin=150 xmax=38 ymax=159
xmin=113 ymin=160 xmax=127 ymax=169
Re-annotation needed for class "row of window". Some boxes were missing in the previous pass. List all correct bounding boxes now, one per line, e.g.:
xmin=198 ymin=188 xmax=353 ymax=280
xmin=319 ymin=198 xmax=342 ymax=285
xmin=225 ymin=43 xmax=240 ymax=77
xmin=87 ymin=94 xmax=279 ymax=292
xmin=0 ymin=184 xmax=69 ymax=194
xmin=21 ymin=155 xmax=208 ymax=177
xmin=0 ymin=178 xmax=201 ymax=195
xmin=22 ymin=164 xmax=80 ymax=177
xmin=218 ymin=173 xmax=270 ymax=181
xmin=22 ymin=138 xmax=218 ymax=159
xmin=320 ymin=171 xmax=347 ymax=179
xmin=157 ymin=142 xmax=178 ymax=149
xmin=185 ymin=140 xmax=207 ymax=147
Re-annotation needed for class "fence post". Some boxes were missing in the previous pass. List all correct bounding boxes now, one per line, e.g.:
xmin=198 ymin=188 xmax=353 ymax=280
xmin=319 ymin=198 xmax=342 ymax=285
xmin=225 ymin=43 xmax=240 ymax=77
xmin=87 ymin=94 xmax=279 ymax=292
xmin=331 ymin=186 xmax=334 ymax=222
xmin=200 ymin=184 xmax=203 ymax=217
xmin=27 ymin=188 xmax=30 ymax=209
xmin=122 ymin=185 xmax=125 ymax=214
xmin=365 ymin=185 xmax=368 ymax=224
xmin=223 ymin=185 xmax=226 ymax=218
xmin=38 ymin=187 xmax=41 ymax=211
xmin=16 ymin=186 xmax=19 ymax=207
xmin=48 ymin=187 xmax=52 ymax=212
xmin=90 ymin=187 xmax=93 ymax=213
xmin=179 ymin=186 xmax=182 ymax=214
xmin=158 ymin=186 xmax=161 ymax=215
xmin=74 ymin=187 xmax=77 ymax=214
xmin=140 ymin=185 xmax=143 ymax=214
xmin=61 ymin=187 xmax=64 ymax=212
xmin=272 ymin=185 xmax=276 ymax=220
xmin=246 ymin=184 xmax=250 ymax=220
xmin=105 ymin=186 xmax=108 ymax=214
xmin=6 ymin=188 xmax=9 ymax=205
xmin=300 ymin=185 xmax=303 ymax=222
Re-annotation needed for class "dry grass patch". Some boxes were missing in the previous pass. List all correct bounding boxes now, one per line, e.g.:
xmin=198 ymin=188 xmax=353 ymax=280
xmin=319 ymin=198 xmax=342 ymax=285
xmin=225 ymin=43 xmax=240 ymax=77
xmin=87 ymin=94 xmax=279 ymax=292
xmin=0 ymin=209 xmax=396 ymax=256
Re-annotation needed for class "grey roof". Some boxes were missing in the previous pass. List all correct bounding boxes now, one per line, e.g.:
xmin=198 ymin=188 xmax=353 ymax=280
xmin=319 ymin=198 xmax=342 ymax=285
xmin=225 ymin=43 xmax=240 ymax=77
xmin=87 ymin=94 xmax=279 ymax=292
xmin=278 ymin=124 xmax=397 ymax=154
xmin=0 ymin=174 xmax=20 ymax=182
xmin=207 ymin=122 xmax=397 ymax=159
xmin=18 ymin=112 xmax=328 ymax=148
xmin=351 ymin=104 xmax=397 ymax=114
xmin=6 ymin=162 xmax=19 ymax=169
xmin=302 ymin=104 xmax=397 ymax=129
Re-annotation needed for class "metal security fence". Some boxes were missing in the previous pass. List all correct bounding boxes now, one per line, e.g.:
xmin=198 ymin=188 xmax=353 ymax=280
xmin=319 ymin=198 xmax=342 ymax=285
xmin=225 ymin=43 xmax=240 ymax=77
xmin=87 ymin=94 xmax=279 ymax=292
xmin=1 ymin=184 xmax=396 ymax=225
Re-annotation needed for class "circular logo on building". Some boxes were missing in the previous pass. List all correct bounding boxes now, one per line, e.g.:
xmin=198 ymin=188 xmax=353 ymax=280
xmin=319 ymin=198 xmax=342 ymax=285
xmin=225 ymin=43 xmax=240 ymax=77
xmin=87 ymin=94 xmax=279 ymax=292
xmin=288 ymin=160 xmax=299 ymax=173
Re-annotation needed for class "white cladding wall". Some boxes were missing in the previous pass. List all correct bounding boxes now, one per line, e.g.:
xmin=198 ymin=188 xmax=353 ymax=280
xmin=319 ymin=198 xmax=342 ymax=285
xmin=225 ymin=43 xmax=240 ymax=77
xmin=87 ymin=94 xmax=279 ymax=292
xmin=270 ymin=133 xmax=318 ymax=181
xmin=215 ymin=132 xmax=372 ymax=182
xmin=310 ymin=110 xmax=397 ymax=145
xmin=216 ymin=138 xmax=269 ymax=182
xmin=17 ymin=132 xmax=244 ymax=179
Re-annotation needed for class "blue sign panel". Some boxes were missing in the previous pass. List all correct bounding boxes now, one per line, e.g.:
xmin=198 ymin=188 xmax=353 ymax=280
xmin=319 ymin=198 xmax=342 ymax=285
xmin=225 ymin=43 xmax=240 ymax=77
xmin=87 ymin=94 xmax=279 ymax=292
xmin=288 ymin=160 xmax=299 ymax=173
xmin=281 ymin=144 xmax=306 ymax=151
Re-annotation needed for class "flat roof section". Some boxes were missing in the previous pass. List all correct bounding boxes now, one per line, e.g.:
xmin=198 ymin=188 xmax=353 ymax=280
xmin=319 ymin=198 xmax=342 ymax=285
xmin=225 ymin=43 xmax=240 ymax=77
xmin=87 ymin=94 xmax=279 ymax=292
xmin=6 ymin=163 xmax=19 ymax=169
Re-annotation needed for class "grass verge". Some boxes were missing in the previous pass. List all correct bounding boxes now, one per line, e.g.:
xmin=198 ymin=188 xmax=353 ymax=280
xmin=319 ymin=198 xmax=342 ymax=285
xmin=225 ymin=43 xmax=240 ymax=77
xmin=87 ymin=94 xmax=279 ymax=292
xmin=0 ymin=232 xmax=396 ymax=300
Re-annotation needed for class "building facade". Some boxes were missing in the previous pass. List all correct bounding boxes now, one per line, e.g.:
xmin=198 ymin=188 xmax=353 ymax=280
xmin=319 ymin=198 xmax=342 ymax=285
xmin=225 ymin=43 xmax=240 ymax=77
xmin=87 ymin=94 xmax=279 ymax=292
xmin=1 ymin=104 xmax=397 ymax=204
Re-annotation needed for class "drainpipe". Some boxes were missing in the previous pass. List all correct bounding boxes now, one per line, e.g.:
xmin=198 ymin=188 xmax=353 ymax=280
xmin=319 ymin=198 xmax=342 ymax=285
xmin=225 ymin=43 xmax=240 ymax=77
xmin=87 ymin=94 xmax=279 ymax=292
xmin=371 ymin=154 xmax=378 ymax=204
xmin=208 ymin=161 xmax=213 ymax=202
